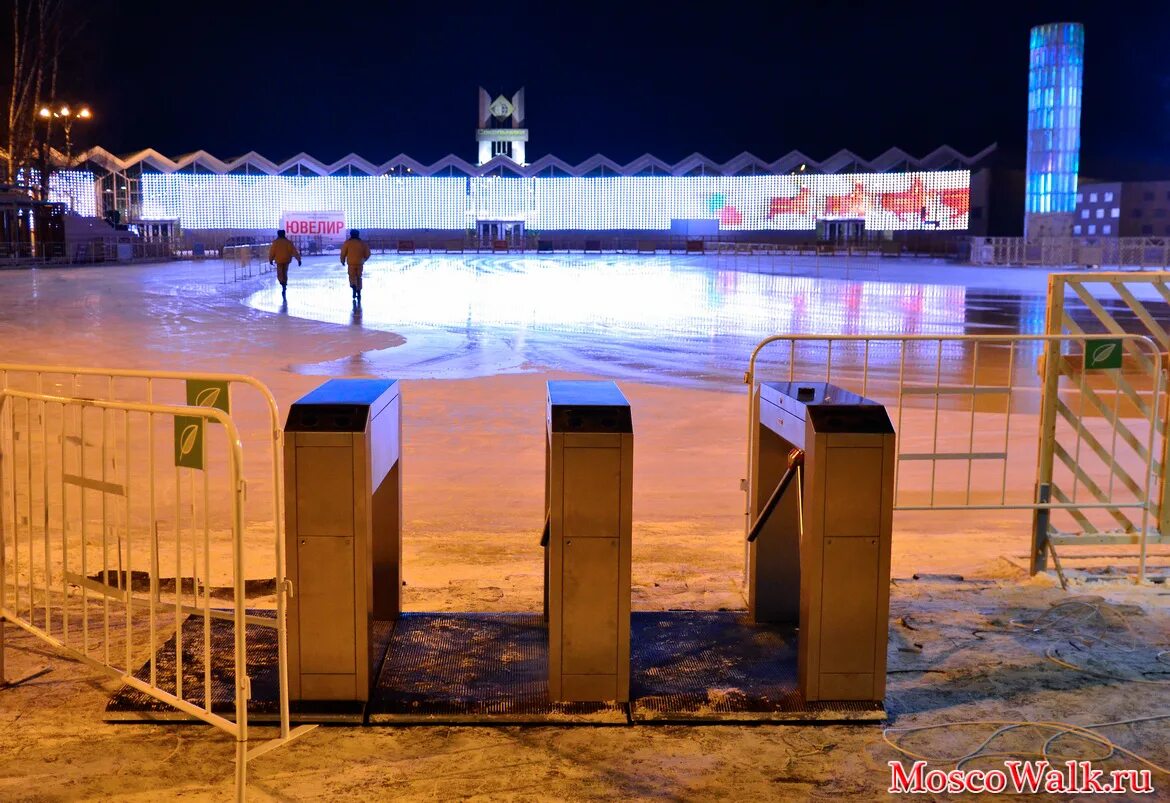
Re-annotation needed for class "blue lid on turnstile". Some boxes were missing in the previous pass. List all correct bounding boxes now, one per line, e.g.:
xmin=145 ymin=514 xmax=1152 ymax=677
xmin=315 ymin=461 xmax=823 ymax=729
xmin=286 ymin=379 xmax=399 ymax=432
xmin=547 ymin=380 xmax=632 ymax=433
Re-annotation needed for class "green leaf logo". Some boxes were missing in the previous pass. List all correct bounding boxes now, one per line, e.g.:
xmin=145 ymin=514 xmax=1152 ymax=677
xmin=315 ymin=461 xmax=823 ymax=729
xmin=179 ymin=424 xmax=200 ymax=457
xmin=1091 ymin=342 xmax=1117 ymax=365
xmin=194 ymin=387 xmax=221 ymax=408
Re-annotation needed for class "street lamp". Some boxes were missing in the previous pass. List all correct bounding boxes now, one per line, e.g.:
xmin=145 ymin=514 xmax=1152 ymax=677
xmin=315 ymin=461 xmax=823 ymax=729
xmin=38 ymin=103 xmax=92 ymax=165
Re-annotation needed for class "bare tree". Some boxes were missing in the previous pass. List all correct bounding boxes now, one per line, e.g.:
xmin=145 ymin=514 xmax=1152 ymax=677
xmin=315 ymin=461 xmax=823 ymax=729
xmin=3 ymin=0 xmax=69 ymax=196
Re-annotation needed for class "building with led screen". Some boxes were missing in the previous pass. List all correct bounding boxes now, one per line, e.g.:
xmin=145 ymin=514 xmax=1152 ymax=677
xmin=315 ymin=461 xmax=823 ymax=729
xmin=50 ymin=144 xmax=994 ymax=245
xmin=1024 ymin=22 xmax=1084 ymax=238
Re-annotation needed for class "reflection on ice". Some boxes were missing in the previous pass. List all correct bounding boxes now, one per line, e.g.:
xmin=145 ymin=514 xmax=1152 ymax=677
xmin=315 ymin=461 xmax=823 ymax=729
xmin=242 ymin=254 xmax=1053 ymax=386
xmin=249 ymin=255 xmax=971 ymax=337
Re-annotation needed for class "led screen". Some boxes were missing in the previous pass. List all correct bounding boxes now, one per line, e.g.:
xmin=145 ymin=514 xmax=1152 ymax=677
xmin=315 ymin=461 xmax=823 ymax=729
xmin=54 ymin=170 xmax=970 ymax=232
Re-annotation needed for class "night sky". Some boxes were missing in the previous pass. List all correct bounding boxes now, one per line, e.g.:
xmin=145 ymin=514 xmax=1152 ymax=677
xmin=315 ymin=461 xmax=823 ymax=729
xmin=33 ymin=0 xmax=1170 ymax=178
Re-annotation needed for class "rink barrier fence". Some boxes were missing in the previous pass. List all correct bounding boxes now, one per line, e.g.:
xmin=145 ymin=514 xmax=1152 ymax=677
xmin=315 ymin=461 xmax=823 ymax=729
xmin=970 ymin=236 xmax=1170 ymax=269
xmin=744 ymin=333 xmax=1165 ymax=583
xmin=0 ymin=366 xmax=308 ymax=801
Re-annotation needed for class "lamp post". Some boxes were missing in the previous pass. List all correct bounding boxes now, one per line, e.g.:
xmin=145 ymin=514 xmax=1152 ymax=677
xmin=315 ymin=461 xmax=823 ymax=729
xmin=37 ymin=103 xmax=92 ymax=209
xmin=38 ymin=103 xmax=92 ymax=166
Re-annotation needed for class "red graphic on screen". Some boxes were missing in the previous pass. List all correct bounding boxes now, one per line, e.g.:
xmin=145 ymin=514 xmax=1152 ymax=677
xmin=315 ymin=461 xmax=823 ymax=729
xmin=767 ymin=187 xmax=811 ymax=218
xmin=879 ymin=177 xmax=928 ymax=217
xmin=938 ymin=187 xmax=970 ymax=217
xmin=825 ymin=182 xmax=868 ymax=217
xmin=719 ymin=205 xmax=743 ymax=226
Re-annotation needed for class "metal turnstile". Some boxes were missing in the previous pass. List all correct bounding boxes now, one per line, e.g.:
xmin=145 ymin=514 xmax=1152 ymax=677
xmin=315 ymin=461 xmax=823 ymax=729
xmin=284 ymin=379 xmax=402 ymax=702
xmin=544 ymin=380 xmax=632 ymax=702
xmin=747 ymin=381 xmax=894 ymax=703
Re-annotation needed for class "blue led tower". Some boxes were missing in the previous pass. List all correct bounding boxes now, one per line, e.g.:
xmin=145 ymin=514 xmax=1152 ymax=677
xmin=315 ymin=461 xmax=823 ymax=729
xmin=1024 ymin=22 xmax=1084 ymax=238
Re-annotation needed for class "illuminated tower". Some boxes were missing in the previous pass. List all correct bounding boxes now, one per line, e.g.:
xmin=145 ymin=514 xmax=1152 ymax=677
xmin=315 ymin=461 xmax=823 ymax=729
xmin=1024 ymin=22 xmax=1084 ymax=238
xmin=476 ymin=88 xmax=527 ymax=165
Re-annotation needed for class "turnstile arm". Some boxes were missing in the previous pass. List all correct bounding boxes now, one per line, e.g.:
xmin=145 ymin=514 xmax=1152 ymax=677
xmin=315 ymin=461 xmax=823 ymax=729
xmin=746 ymin=448 xmax=804 ymax=544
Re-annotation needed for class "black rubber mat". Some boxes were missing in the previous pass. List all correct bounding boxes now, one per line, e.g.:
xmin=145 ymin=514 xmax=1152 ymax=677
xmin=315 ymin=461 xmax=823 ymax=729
xmin=103 ymin=610 xmax=372 ymax=724
xmin=630 ymin=611 xmax=885 ymax=722
xmin=108 ymin=610 xmax=882 ymax=725
xmin=368 ymin=612 xmax=627 ymax=724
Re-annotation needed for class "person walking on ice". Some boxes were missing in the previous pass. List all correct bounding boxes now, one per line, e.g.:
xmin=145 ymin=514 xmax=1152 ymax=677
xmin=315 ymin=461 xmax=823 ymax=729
xmin=340 ymin=229 xmax=371 ymax=305
xmin=267 ymin=229 xmax=302 ymax=297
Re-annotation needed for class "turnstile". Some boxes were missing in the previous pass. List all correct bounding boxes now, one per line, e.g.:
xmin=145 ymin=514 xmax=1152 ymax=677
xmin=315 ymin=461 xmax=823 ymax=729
xmin=284 ymin=379 xmax=402 ymax=702
xmin=748 ymin=381 xmax=894 ymax=703
xmin=544 ymin=380 xmax=632 ymax=703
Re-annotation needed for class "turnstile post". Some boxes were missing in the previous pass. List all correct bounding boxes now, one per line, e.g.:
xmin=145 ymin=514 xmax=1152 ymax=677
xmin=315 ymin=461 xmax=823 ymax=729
xmin=544 ymin=380 xmax=632 ymax=703
xmin=283 ymin=379 xmax=402 ymax=703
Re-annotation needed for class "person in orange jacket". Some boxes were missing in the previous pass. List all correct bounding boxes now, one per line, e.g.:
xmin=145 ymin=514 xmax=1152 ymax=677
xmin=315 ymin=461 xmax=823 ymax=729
xmin=267 ymin=230 xmax=302 ymax=297
xmin=340 ymin=229 xmax=371 ymax=305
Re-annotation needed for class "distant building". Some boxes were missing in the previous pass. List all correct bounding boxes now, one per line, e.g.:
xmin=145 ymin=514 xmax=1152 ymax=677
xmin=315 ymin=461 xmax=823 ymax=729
xmin=1075 ymin=181 xmax=1170 ymax=238
xmin=48 ymin=144 xmax=998 ymax=245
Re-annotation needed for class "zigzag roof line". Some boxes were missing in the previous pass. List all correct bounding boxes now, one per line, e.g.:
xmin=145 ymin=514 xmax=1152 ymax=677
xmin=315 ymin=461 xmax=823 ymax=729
xmin=70 ymin=145 xmax=994 ymax=177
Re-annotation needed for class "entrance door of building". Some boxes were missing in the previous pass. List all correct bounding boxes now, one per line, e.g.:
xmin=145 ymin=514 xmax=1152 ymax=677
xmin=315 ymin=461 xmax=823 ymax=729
xmin=477 ymin=220 xmax=525 ymax=249
xmin=819 ymin=218 xmax=865 ymax=245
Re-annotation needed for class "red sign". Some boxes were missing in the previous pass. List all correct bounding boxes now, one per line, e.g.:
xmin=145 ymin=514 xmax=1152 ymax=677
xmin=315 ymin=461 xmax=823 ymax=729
xmin=280 ymin=211 xmax=345 ymax=241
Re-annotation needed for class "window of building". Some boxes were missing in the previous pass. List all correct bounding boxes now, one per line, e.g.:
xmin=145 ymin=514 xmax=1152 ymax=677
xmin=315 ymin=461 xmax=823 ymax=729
xmin=1142 ymin=224 xmax=1154 ymax=235
xmin=1111 ymin=208 xmax=1120 ymax=218
xmin=1073 ymin=225 xmax=1082 ymax=235
xmin=1144 ymin=190 xmax=1155 ymax=201
xmin=1089 ymin=192 xmax=1098 ymax=203
xmin=1082 ymin=209 xmax=1090 ymax=219
xmin=1076 ymin=193 xmax=1083 ymax=204
xmin=1103 ymin=224 xmax=1111 ymax=235
xmin=1157 ymin=208 xmax=1168 ymax=218
xmin=1133 ymin=208 xmax=1143 ymax=218
xmin=1104 ymin=192 xmax=1114 ymax=202
xmin=1088 ymin=224 xmax=1097 ymax=235
xmin=1096 ymin=209 xmax=1104 ymax=219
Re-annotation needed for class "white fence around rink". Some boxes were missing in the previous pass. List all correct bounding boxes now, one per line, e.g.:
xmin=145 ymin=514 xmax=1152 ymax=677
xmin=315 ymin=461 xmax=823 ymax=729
xmin=970 ymin=236 xmax=1170 ymax=269
xmin=222 ymin=245 xmax=276 ymax=283
xmin=0 ymin=365 xmax=310 ymax=801
xmin=744 ymin=333 xmax=1166 ymax=582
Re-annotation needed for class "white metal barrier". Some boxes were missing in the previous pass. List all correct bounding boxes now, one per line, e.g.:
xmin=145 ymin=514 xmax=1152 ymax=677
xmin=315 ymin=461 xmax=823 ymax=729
xmin=0 ymin=366 xmax=309 ymax=800
xmin=744 ymin=333 xmax=1165 ymax=581
xmin=970 ymin=236 xmax=1170 ymax=269
xmin=222 ymin=245 xmax=274 ymax=283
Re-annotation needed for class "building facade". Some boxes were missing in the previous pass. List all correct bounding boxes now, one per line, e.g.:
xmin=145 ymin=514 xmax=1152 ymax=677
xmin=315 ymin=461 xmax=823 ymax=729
xmin=49 ymin=145 xmax=997 ymax=244
xmin=1075 ymin=181 xmax=1170 ymax=238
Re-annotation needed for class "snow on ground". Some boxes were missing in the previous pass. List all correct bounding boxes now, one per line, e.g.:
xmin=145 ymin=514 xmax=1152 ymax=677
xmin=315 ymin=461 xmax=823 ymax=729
xmin=1 ymin=255 xmax=1168 ymax=801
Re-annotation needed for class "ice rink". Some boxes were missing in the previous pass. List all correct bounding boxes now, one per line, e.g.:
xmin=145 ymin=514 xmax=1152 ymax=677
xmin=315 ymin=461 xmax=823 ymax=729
xmin=242 ymin=253 xmax=1054 ymax=385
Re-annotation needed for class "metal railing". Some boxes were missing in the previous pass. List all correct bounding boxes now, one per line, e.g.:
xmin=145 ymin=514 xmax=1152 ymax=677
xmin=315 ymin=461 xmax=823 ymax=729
xmin=970 ymin=236 xmax=1170 ymax=269
xmin=0 ymin=389 xmax=313 ymax=800
xmin=221 ymin=244 xmax=275 ymax=283
xmin=744 ymin=333 xmax=1165 ymax=581
xmin=0 ymin=364 xmax=304 ymax=800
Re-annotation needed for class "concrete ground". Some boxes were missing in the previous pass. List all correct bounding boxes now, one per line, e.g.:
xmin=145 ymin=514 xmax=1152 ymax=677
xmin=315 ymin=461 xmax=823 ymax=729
xmin=1 ymin=254 xmax=1168 ymax=801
